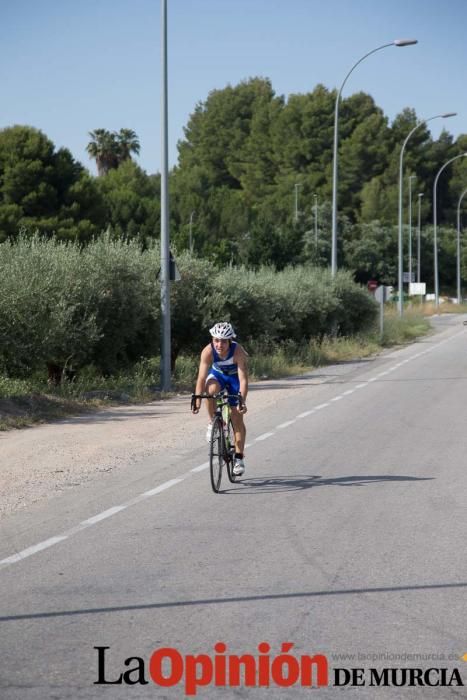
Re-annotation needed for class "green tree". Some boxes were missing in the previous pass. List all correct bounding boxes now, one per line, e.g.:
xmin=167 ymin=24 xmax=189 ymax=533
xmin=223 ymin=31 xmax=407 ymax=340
xmin=86 ymin=128 xmax=120 ymax=176
xmin=87 ymin=128 xmax=140 ymax=176
xmin=96 ymin=159 xmax=160 ymax=242
xmin=116 ymin=128 xmax=140 ymax=162
xmin=343 ymin=222 xmax=398 ymax=284
xmin=0 ymin=125 xmax=105 ymax=241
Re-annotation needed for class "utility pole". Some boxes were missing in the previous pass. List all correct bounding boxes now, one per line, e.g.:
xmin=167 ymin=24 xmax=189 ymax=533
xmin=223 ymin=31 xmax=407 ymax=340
xmin=160 ymin=0 xmax=171 ymax=391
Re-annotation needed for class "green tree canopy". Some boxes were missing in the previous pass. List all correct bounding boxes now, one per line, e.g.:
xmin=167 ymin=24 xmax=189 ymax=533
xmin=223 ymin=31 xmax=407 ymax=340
xmin=0 ymin=125 xmax=105 ymax=242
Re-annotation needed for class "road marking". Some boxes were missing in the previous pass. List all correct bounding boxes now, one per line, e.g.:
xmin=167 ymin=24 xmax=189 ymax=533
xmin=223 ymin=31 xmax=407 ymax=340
xmin=276 ymin=420 xmax=296 ymax=429
xmin=190 ymin=462 xmax=209 ymax=473
xmin=141 ymin=479 xmax=184 ymax=496
xmin=0 ymin=536 xmax=68 ymax=566
xmin=255 ymin=432 xmax=275 ymax=441
xmin=82 ymin=506 xmax=128 ymax=525
xmin=0 ymin=478 xmax=184 ymax=571
xmin=296 ymin=410 xmax=315 ymax=418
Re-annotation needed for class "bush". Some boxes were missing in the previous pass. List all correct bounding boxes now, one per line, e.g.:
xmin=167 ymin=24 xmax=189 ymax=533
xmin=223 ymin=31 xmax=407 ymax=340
xmin=0 ymin=233 xmax=161 ymax=377
xmin=0 ymin=234 xmax=101 ymax=375
xmin=331 ymin=270 xmax=378 ymax=335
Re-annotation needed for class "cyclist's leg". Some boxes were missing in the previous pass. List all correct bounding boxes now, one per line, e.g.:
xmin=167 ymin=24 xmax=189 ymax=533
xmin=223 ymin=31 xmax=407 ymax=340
xmin=204 ymin=376 xmax=221 ymax=443
xmin=230 ymin=408 xmax=245 ymax=451
xmin=205 ymin=371 xmax=224 ymax=420
xmin=226 ymin=375 xmax=246 ymax=454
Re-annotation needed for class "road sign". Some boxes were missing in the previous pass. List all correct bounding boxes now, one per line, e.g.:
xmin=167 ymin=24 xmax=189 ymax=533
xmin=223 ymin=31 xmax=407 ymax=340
xmin=409 ymin=282 xmax=426 ymax=296
xmin=374 ymin=285 xmax=393 ymax=303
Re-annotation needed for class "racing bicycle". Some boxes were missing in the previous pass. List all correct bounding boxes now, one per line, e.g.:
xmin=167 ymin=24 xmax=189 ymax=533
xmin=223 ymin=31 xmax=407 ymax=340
xmin=191 ymin=390 xmax=243 ymax=493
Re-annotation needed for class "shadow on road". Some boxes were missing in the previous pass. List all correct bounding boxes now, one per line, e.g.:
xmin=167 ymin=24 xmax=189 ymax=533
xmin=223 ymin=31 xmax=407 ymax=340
xmin=1 ymin=580 xmax=464 ymax=623
xmin=222 ymin=473 xmax=433 ymax=494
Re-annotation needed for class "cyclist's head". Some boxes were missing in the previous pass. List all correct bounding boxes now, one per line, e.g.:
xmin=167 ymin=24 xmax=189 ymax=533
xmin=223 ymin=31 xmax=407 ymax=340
xmin=209 ymin=321 xmax=236 ymax=340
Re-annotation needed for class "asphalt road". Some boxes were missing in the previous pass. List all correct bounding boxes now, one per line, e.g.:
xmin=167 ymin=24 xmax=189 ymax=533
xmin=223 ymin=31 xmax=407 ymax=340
xmin=1 ymin=315 xmax=466 ymax=699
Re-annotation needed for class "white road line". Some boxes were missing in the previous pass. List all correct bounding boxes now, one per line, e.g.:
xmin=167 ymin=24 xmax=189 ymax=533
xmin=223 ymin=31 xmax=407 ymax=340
xmin=141 ymin=479 xmax=184 ymax=497
xmin=331 ymin=396 xmax=343 ymax=402
xmin=0 ymin=478 xmax=184 ymax=570
xmin=276 ymin=420 xmax=296 ymax=429
xmin=255 ymin=432 xmax=275 ymax=441
xmin=296 ymin=410 xmax=315 ymax=418
xmin=190 ymin=462 xmax=209 ymax=473
xmin=82 ymin=505 xmax=128 ymax=525
xmin=0 ymin=536 xmax=68 ymax=566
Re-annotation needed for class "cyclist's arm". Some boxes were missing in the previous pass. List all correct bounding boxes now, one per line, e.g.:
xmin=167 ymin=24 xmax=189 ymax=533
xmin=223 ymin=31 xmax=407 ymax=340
xmin=235 ymin=345 xmax=249 ymax=406
xmin=192 ymin=345 xmax=213 ymax=412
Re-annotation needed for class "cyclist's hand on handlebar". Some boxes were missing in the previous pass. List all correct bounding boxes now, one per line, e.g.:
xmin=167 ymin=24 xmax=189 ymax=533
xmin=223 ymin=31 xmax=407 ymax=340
xmin=191 ymin=395 xmax=201 ymax=414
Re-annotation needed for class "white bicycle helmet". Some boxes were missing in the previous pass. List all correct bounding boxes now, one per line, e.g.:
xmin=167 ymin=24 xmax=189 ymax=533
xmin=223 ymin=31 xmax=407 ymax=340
xmin=209 ymin=321 xmax=236 ymax=339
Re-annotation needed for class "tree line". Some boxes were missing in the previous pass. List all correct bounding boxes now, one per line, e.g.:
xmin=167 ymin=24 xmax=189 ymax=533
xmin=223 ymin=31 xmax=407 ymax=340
xmin=1 ymin=77 xmax=467 ymax=289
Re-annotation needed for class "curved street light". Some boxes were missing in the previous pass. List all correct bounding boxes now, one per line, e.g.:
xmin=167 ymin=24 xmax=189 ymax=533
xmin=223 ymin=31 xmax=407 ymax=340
xmin=417 ymin=192 xmax=424 ymax=284
xmin=456 ymin=186 xmax=467 ymax=304
xmin=397 ymin=112 xmax=457 ymax=315
xmin=331 ymin=38 xmax=417 ymax=276
xmin=408 ymin=174 xmax=417 ymax=286
xmin=433 ymin=153 xmax=467 ymax=307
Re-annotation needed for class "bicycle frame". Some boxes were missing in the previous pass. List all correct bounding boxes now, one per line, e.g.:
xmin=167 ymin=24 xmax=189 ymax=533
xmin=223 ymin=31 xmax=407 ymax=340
xmin=191 ymin=390 xmax=243 ymax=492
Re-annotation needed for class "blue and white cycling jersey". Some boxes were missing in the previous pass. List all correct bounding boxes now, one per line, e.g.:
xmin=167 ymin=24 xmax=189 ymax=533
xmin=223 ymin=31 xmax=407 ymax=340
xmin=207 ymin=341 xmax=240 ymax=404
xmin=211 ymin=341 xmax=238 ymax=376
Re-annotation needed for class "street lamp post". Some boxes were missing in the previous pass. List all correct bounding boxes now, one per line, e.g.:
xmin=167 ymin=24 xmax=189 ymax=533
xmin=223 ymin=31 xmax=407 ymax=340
xmin=417 ymin=193 xmax=424 ymax=284
xmin=331 ymin=38 xmax=417 ymax=276
xmin=408 ymin=174 xmax=416 ymax=288
xmin=189 ymin=210 xmax=195 ymax=253
xmin=433 ymin=153 xmax=467 ymax=307
xmin=397 ymin=113 xmax=456 ymax=316
xmin=313 ymin=194 xmax=318 ymax=245
xmin=160 ymin=0 xmax=171 ymax=391
xmin=294 ymin=183 xmax=301 ymax=223
xmin=456 ymin=187 xmax=467 ymax=304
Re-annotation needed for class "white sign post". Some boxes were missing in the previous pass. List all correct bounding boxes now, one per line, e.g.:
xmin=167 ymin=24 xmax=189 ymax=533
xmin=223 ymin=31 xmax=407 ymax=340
xmin=374 ymin=286 xmax=393 ymax=337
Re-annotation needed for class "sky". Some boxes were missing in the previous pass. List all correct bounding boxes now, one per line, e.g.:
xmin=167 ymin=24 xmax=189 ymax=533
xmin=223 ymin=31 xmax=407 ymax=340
xmin=1 ymin=0 xmax=466 ymax=176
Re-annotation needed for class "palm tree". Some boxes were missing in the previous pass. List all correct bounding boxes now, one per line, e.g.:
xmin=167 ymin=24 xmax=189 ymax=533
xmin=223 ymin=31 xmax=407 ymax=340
xmin=86 ymin=129 xmax=119 ymax=176
xmin=116 ymin=128 xmax=140 ymax=162
xmin=87 ymin=129 xmax=140 ymax=176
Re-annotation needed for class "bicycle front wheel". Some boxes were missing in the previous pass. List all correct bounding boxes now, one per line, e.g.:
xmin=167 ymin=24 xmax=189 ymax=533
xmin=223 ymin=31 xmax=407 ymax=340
xmin=225 ymin=418 xmax=237 ymax=483
xmin=209 ymin=416 xmax=224 ymax=493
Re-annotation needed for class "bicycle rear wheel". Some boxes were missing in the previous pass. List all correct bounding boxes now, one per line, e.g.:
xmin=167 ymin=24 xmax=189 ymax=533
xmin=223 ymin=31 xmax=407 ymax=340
xmin=225 ymin=418 xmax=237 ymax=483
xmin=209 ymin=416 xmax=224 ymax=493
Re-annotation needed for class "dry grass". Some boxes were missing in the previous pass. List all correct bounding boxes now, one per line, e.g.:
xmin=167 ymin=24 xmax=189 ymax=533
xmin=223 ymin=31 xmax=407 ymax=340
xmin=420 ymin=301 xmax=467 ymax=316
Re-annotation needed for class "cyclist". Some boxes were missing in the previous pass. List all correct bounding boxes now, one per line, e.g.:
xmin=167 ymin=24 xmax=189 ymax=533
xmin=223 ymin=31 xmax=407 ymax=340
xmin=192 ymin=322 xmax=248 ymax=476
